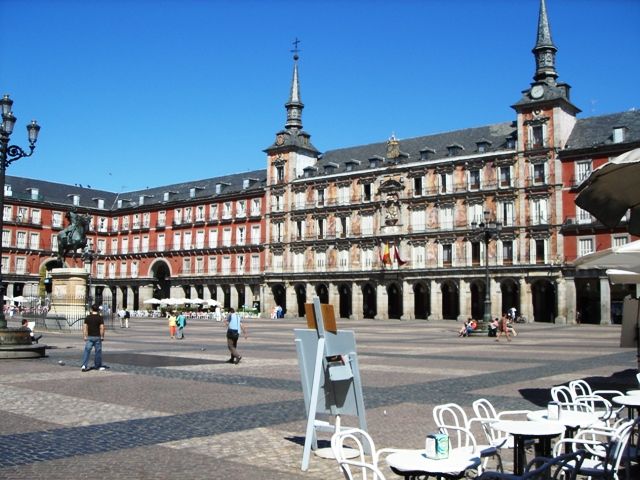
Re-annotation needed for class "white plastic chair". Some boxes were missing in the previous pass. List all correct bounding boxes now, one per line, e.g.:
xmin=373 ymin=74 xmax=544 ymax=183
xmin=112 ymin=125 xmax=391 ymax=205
xmin=477 ymin=449 xmax=586 ymax=480
xmin=472 ymin=398 xmax=532 ymax=450
xmin=433 ymin=402 xmax=502 ymax=474
xmin=331 ymin=427 xmax=403 ymax=480
xmin=570 ymin=379 xmax=624 ymax=420
xmin=552 ymin=418 xmax=636 ymax=480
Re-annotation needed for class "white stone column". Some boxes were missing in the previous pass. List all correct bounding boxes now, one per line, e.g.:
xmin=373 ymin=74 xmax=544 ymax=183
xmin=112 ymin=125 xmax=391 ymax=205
xmin=285 ymin=283 xmax=298 ymax=318
xmin=127 ymin=287 xmax=135 ymax=309
xmin=139 ymin=285 xmax=154 ymax=306
xmin=216 ymin=285 xmax=225 ymax=307
xmin=519 ymin=277 xmax=533 ymax=322
xmin=600 ymin=277 xmax=611 ymax=325
xmin=401 ymin=280 xmax=415 ymax=320
xmin=565 ymin=277 xmax=577 ymax=324
xmin=230 ymin=285 xmax=239 ymax=310
xmin=306 ymin=283 xmax=315 ymax=304
xmin=429 ymin=279 xmax=442 ymax=321
xmin=493 ymin=278 xmax=502 ymax=319
xmin=555 ymin=276 xmax=567 ymax=324
xmin=328 ymin=283 xmax=339 ymax=309
xmin=260 ymin=284 xmax=273 ymax=316
xmin=351 ymin=282 xmax=363 ymax=320
xmin=376 ymin=284 xmax=388 ymax=320
xmin=458 ymin=279 xmax=470 ymax=321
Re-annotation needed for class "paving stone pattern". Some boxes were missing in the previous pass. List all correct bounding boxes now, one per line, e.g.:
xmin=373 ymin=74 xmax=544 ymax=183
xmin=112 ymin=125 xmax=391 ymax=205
xmin=0 ymin=317 xmax=637 ymax=479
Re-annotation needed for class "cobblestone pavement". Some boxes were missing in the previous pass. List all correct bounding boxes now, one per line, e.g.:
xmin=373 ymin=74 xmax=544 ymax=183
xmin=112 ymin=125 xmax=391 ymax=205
xmin=0 ymin=317 xmax=637 ymax=479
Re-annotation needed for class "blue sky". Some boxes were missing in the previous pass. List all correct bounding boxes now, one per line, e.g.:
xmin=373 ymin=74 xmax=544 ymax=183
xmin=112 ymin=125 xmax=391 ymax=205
xmin=1 ymin=0 xmax=639 ymax=193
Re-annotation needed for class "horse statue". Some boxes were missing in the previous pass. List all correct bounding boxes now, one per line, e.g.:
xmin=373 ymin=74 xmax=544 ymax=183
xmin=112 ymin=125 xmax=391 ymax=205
xmin=57 ymin=211 xmax=91 ymax=263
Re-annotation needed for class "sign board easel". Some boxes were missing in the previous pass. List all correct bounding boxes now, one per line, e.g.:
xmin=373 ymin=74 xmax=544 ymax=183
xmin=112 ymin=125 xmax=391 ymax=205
xmin=294 ymin=297 xmax=367 ymax=471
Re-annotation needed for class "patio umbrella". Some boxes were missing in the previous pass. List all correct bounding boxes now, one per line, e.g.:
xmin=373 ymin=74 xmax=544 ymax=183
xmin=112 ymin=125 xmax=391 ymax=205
xmin=206 ymin=299 xmax=221 ymax=307
xmin=575 ymin=148 xmax=640 ymax=235
xmin=3 ymin=295 xmax=12 ymax=301
xmin=12 ymin=295 xmax=26 ymax=303
xmin=143 ymin=298 xmax=162 ymax=305
xmin=606 ymin=269 xmax=640 ymax=285
xmin=184 ymin=298 xmax=203 ymax=304
xmin=573 ymin=239 xmax=640 ymax=273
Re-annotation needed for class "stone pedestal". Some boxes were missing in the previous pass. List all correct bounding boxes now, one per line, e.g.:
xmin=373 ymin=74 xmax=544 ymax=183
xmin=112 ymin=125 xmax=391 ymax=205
xmin=48 ymin=268 xmax=89 ymax=325
xmin=0 ymin=327 xmax=46 ymax=358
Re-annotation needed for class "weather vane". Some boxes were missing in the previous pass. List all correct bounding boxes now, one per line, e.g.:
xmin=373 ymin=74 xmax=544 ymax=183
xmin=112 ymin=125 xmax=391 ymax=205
xmin=291 ymin=37 xmax=301 ymax=60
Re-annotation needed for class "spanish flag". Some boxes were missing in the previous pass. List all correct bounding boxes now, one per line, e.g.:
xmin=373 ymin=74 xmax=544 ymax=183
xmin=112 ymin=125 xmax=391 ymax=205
xmin=381 ymin=243 xmax=391 ymax=266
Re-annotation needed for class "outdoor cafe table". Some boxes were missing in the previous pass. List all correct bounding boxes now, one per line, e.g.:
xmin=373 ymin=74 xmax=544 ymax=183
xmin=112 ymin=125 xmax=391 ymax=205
xmin=491 ymin=420 xmax=565 ymax=475
xmin=527 ymin=409 xmax=602 ymax=438
xmin=385 ymin=450 xmax=480 ymax=480
xmin=612 ymin=394 xmax=640 ymax=419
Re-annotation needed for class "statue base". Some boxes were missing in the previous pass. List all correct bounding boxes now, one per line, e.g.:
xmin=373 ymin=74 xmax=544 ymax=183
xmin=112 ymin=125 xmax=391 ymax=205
xmin=48 ymin=268 xmax=89 ymax=330
xmin=0 ymin=327 xmax=46 ymax=358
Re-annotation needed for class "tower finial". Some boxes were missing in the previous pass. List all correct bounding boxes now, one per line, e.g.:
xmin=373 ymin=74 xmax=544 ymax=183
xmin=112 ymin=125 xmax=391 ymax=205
xmin=285 ymin=39 xmax=304 ymax=131
xmin=532 ymin=0 xmax=558 ymax=83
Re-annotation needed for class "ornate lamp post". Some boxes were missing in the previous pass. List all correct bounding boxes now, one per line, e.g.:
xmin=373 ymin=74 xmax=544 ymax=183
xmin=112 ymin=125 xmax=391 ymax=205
xmin=0 ymin=95 xmax=41 ymax=329
xmin=82 ymin=248 xmax=96 ymax=307
xmin=471 ymin=210 xmax=502 ymax=323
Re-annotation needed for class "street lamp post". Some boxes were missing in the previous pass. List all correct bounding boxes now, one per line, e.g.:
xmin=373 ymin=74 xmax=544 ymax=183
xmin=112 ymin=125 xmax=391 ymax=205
xmin=82 ymin=248 xmax=96 ymax=307
xmin=471 ymin=210 xmax=502 ymax=323
xmin=0 ymin=95 xmax=40 ymax=329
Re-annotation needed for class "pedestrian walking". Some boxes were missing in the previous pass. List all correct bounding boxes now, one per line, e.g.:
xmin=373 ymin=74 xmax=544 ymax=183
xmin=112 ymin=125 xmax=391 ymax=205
xmin=168 ymin=311 xmax=177 ymax=339
xmin=118 ymin=309 xmax=126 ymax=328
xmin=81 ymin=304 xmax=106 ymax=371
xmin=495 ymin=313 xmax=511 ymax=342
xmin=176 ymin=311 xmax=186 ymax=339
xmin=123 ymin=309 xmax=130 ymax=328
xmin=224 ymin=307 xmax=247 ymax=364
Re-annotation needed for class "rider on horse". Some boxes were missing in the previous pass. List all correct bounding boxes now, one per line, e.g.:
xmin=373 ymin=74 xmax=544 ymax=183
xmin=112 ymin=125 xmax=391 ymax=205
xmin=57 ymin=210 xmax=90 ymax=261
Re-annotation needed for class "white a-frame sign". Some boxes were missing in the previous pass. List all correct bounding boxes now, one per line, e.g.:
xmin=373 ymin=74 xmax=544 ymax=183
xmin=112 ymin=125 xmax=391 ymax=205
xmin=294 ymin=297 xmax=368 ymax=471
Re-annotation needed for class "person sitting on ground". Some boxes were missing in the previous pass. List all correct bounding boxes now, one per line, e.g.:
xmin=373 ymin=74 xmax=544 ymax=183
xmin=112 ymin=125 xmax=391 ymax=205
xmin=488 ymin=317 xmax=499 ymax=337
xmin=458 ymin=319 xmax=473 ymax=337
xmin=21 ymin=319 xmax=42 ymax=343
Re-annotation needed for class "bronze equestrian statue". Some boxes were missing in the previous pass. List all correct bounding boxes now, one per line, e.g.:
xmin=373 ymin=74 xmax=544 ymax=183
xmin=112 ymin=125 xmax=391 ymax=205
xmin=57 ymin=211 xmax=90 ymax=263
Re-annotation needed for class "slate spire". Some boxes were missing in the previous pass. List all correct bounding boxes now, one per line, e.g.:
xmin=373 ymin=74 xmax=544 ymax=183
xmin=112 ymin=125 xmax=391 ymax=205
xmin=532 ymin=0 xmax=558 ymax=84
xmin=285 ymin=45 xmax=304 ymax=131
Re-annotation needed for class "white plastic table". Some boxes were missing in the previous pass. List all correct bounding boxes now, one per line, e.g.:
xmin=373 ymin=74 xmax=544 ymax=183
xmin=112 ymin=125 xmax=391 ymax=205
xmin=527 ymin=409 xmax=601 ymax=437
xmin=612 ymin=394 xmax=640 ymax=418
xmin=491 ymin=420 xmax=565 ymax=475
xmin=386 ymin=450 xmax=480 ymax=479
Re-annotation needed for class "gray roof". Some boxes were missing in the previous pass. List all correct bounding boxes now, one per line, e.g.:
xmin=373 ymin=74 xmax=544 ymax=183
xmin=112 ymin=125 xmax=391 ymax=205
xmin=565 ymin=110 xmax=640 ymax=151
xmin=5 ymin=169 xmax=267 ymax=211
xmin=316 ymin=122 xmax=517 ymax=174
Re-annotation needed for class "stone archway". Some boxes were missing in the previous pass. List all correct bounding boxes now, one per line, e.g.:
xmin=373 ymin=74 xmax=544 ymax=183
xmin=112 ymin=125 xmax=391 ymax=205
xmin=362 ymin=283 xmax=377 ymax=319
xmin=387 ymin=282 xmax=402 ymax=319
xmin=272 ymin=284 xmax=286 ymax=314
xmin=500 ymin=278 xmax=520 ymax=316
xmin=470 ymin=280 xmax=484 ymax=320
xmin=338 ymin=283 xmax=352 ymax=319
xmin=441 ymin=280 xmax=459 ymax=320
xmin=532 ymin=279 xmax=557 ymax=323
xmin=295 ymin=283 xmax=306 ymax=317
xmin=315 ymin=283 xmax=329 ymax=304
xmin=150 ymin=260 xmax=171 ymax=299
xmin=413 ymin=281 xmax=430 ymax=320
xmin=575 ymin=278 xmax=601 ymax=324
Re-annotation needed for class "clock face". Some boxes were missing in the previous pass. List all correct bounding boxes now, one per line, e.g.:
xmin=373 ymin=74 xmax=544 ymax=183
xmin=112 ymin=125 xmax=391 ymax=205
xmin=531 ymin=85 xmax=544 ymax=99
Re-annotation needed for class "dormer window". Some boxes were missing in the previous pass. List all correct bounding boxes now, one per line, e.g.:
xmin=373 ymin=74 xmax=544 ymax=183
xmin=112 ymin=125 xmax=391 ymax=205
xmin=243 ymin=179 xmax=250 ymax=189
xmin=613 ymin=126 xmax=626 ymax=143
xmin=163 ymin=192 xmax=170 ymax=201
xmin=368 ymin=156 xmax=383 ymax=168
xmin=97 ymin=198 xmax=105 ymax=209
xmin=190 ymin=188 xmax=196 ymax=198
xmin=420 ymin=148 xmax=435 ymax=161
xmin=117 ymin=199 xmax=123 ymax=208
xmin=28 ymin=188 xmax=39 ymax=200
xmin=324 ymin=162 xmax=338 ymax=175
xmin=345 ymin=159 xmax=360 ymax=172
xmin=4 ymin=184 xmax=12 ymax=196
xmin=303 ymin=166 xmax=317 ymax=178
xmin=139 ymin=195 xmax=145 ymax=205
xmin=71 ymin=194 xmax=80 ymax=206
xmin=476 ymin=139 xmax=491 ymax=153
xmin=215 ymin=184 xmax=222 ymax=194
xmin=506 ymin=136 xmax=516 ymax=149
xmin=447 ymin=144 xmax=463 ymax=156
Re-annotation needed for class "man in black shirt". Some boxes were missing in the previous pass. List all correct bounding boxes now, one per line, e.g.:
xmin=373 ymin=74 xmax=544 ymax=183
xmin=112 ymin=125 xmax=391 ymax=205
xmin=81 ymin=304 xmax=105 ymax=371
